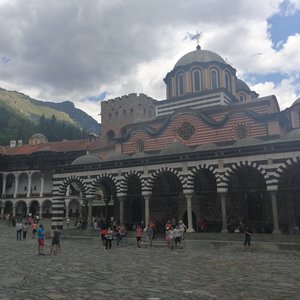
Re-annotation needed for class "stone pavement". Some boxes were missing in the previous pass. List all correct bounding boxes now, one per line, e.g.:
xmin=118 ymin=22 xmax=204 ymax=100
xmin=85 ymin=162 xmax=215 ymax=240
xmin=0 ymin=221 xmax=299 ymax=300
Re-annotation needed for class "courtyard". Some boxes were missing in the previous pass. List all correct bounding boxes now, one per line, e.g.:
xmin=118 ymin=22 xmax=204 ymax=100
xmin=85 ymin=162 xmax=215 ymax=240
xmin=0 ymin=221 xmax=299 ymax=300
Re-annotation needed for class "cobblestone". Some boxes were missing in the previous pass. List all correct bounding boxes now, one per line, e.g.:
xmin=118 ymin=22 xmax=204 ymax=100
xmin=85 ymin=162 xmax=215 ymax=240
xmin=0 ymin=221 xmax=299 ymax=299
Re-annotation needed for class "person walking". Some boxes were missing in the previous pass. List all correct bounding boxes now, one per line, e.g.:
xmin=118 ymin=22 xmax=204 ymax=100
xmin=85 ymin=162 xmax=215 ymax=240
xmin=37 ymin=224 xmax=45 ymax=255
xmin=105 ymin=227 xmax=113 ymax=250
xmin=50 ymin=227 xmax=61 ymax=255
xmin=146 ymin=222 xmax=154 ymax=247
xmin=16 ymin=220 xmax=23 ymax=240
xmin=179 ymin=220 xmax=187 ymax=240
xmin=244 ymin=224 xmax=252 ymax=249
xmin=136 ymin=225 xmax=142 ymax=248
xmin=32 ymin=222 xmax=38 ymax=239
xmin=174 ymin=225 xmax=182 ymax=248
xmin=22 ymin=222 xmax=28 ymax=240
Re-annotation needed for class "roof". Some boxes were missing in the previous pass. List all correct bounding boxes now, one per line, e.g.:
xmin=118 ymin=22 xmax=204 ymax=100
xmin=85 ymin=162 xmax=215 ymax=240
xmin=4 ymin=139 xmax=90 ymax=156
xmin=236 ymin=79 xmax=251 ymax=93
xmin=174 ymin=49 xmax=226 ymax=68
xmin=71 ymin=154 xmax=103 ymax=165
xmin=292 ymin=97 xmax=300 ymax=106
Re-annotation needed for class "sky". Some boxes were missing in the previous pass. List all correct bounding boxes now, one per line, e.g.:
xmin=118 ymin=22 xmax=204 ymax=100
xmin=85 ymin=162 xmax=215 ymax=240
xmin=0 ymin=0 xmax=299 ymax=123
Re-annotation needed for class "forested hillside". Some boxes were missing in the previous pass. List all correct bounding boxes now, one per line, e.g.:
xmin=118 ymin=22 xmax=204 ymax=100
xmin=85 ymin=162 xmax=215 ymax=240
xmin=0 ymin=88 xmax=100 ymax=146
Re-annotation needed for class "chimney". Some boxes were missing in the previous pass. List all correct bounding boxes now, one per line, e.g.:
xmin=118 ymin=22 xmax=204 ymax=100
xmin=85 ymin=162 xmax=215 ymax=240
xmin=10 ymin=140 xmax=16 ymax=148
xmin=17 ymin=140 xmax=23 ymax=147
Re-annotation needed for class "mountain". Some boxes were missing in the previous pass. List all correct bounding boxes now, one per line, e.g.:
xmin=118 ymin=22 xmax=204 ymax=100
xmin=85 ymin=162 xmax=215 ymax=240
xmin=0 ymin=87 xmax=100 ymax=145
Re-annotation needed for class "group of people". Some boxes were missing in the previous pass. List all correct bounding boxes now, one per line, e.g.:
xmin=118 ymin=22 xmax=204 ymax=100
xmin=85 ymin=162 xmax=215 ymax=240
xmin=164 ymin=220 xmax=187 ymax=249
xmin=99 ymin=223 xmax=128 ymax=250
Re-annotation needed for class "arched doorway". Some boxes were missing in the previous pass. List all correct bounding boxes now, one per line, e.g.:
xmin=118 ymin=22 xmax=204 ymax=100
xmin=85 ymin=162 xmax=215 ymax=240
xmin=29 ymin=200 xmax=39 ymax=217
xmin=92 ymin=177 xmax=117 ymax=226
xmin=150 ymin=171 xmax=183 ymax=233
xmin=228 ymin=166 xmax=267 ymax=233
xmin=125 ymin=175 xmax=142 ymax=228
xmin=278 ymin=163 xmax=300 ymax=233
xmin=193 ymin=169 xmax=220 ymax=232
xmin=42 ymin=200 xmax=52 ymax=218
xmin=4 ymin=201 xmax=13 ymax=215
xmin=16 ymin=200 xmax=27 ymax=219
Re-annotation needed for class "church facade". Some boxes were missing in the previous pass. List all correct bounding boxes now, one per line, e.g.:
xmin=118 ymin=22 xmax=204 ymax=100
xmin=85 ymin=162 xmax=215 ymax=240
xmin=1 ymin=46 xmax=300 ymax=234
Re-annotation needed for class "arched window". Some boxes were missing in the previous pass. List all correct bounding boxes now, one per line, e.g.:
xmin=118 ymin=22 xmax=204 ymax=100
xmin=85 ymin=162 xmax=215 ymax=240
xmin=176 ymin=73 xmax=184 ymax=96
xmin=136 ymin=139 xmax=144 ymax=153
xmin=106 ymin=130 xmax=115 ymax=140
xmin=210 ymin=68 xmax=219 ymax=90
xmin=239 ymin=94 xmax=246 ymax=101
xmin=192 ymin=69 xmax=202 ymax=92
xmin=225 ymin=72 xmax=231 ymax=92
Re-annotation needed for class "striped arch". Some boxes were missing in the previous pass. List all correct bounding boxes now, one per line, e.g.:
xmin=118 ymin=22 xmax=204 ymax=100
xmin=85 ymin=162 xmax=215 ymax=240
xmin=220 ymin=161 xmax=269 ymax=191
xmin=120 ymin=170 xmax=144 ymax=194
xmin=52 ymin=176 xmax=87 ymax=230
xmin=272 ymin=157 xmax=300 ymax=190
xmin=56 ymin=176 xmax=87 ymax=198
xmin=89 ymin=173 xmax=119 ymax=201
xmin=145 ymin=167 xmax=185 ymax=191
xmin=186 ymin=164 xmax=219 ymax=191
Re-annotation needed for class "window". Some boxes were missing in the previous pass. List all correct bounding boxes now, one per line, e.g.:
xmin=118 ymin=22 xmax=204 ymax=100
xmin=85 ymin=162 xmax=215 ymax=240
xmin=192 ymin=69 xmax=202 ymax=92
xmin=210 ymin=68 xmax=219 ymax=90
xmin=136 ymin=140 xmax=144 ymax=153
xmin=225 ymin=72 xmax=231 ymax=92
xmin=239 ymin=94 xmax=246 ymax=101
xmin=176 ymin=73 xmax=184 ymax=96
xmin=106 ymin=130 xmax=115 ymax=140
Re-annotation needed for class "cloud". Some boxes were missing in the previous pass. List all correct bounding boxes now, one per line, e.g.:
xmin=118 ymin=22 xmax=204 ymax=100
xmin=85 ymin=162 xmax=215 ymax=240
xmin=0 ymin=0 xmax=299 ymax=119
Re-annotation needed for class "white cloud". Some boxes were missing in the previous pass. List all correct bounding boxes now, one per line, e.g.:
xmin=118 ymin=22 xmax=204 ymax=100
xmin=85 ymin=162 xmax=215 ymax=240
xmin=0 ymin=0 xmax=299 ymax=118
xmin=251 ymin=77 xmax=300 ymax=109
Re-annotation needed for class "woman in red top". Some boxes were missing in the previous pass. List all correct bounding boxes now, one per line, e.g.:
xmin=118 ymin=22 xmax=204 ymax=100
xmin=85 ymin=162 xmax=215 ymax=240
xmin=135 ymin=225 xmax=142 ymax=248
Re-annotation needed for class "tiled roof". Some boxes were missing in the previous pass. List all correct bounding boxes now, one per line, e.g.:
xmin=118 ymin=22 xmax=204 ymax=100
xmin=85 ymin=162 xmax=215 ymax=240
xmin=4 ymin=139 xmax=91 ymax=156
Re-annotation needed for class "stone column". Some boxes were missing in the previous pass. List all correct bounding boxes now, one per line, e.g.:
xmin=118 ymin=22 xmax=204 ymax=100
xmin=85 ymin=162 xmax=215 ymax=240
xmin=143 ymin=193 xmax=151 ymax=227
xmin=2 ymin=173 xmax=7 ymax=198
xmin=27 ymin=173 xmax=32 ymax=198
xmin=270 ymin=191 xmax=281 ymax=234
xmin=118 ymin=194 xmax=126 ymax=225
xmin=185 ymin=193 xmax=194 ymax=232
xmin=26 ymin=205 xmax=30 ymax=215
xmin=79 ymin=205 xmax=83 ymax=218
xmin=39 ymin=205 xmax=43 ymax=219
xmin=88 ymin=198 xmax=93 ymax=226
xmin=39 ymin=174 xmax=44 ymax=197
xmin=13 ymin=173 xmax=19 ymax=198
xmin=0 ymin=204 xmax=4 ymax=219
xmin=220 ymin=193 xmax=228 ymax=233
xmin=65 ymin=202 xmax=69 ymax=218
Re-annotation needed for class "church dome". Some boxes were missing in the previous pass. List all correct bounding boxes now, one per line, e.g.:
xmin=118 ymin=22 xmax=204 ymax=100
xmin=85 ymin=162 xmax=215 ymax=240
xmin=174 ymin=48 xmax=226 ymax=68
xmin=236 ymin=79 xmax=251 ymax=93
xmin=71 ymin=154 xmax=102 ymax=165
xmin=106 ymin=153 xmax=131 ymax=161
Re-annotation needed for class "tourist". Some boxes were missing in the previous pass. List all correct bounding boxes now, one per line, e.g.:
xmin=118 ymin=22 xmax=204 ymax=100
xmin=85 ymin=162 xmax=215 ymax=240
xmin=135 ymin=225 xmax=142 ymax=248
xmin=146 ymin=222 xmax=154 ymax=247
xmin=174 ymin=225 xmax=182 ymax=248
xmin=22 ymin=222 xmax=28 ymax=240
xmin=165 ymin=220 xmax=172 ymax=231
xmin=179 ymin=220 xmax=187 ymax=240
xmin=101 ymin=227 xmax=107 ymax=246
xmin=119 ymin=224 xmax=127 ymax=247
xmin=243 ymin=224 xmax=252 ymax=249
xmin=37 ymin=223 xmax=45 ymax=255
xmin=105 ymin=227 xmax=113 ymax=250
xmin=50 ymin=227 xmax=61 ymax=255
xmin=168 ymin=226 xmax=174 ymax=249
xmin=32 ymin=222 xmax=38 ymax=239
xmin=16 ymin=220 xmax=23 ymax=240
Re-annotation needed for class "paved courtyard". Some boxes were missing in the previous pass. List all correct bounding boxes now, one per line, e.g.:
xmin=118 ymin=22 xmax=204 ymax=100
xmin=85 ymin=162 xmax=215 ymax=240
xmin=0 ymin=221 xmax=299 ymax=300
